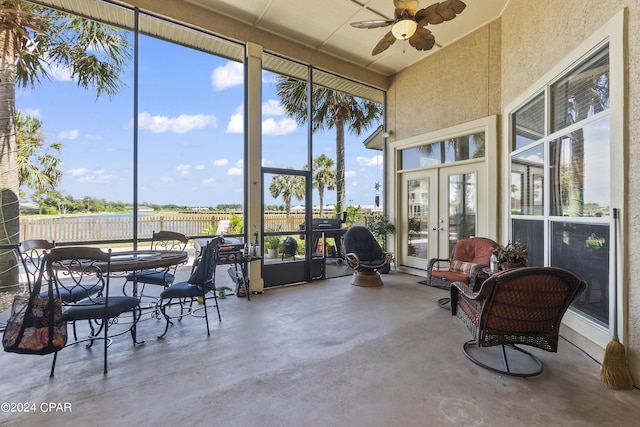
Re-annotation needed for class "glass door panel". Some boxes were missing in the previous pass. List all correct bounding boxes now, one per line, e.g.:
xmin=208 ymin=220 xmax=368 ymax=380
xmin=262 ymin=171 xmax=316 ymax=287
xmin=445 ymin=171 xmax=478 ymax=255
xmin=401 ymin=170 xmax=437 ymax=269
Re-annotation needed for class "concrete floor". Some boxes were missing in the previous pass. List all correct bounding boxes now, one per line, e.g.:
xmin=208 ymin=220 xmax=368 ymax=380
xmin=1 ymin=267 xmax=639 ymax=427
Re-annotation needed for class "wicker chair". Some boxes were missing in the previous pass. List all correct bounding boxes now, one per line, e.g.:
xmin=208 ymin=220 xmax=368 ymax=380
xmin=425 ymin=237 xmax=497 ymax=307
xmin=451 ymin=267 xmax=586 ymax=377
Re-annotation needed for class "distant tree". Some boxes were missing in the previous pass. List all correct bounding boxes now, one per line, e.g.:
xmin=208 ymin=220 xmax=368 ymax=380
xmin=275 ymin=76 xmax=382 ymax=216
xmin=312 ymin=154 xmax=336 ymax=216
xmin=1 ymin=1 xmax=130 ymax=288
xmin=269 ymin=173 xmax=304 ymax=222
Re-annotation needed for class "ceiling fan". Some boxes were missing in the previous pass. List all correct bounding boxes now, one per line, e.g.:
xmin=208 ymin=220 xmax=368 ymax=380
xmin=350 ymin=0 xmax=467 ymax=56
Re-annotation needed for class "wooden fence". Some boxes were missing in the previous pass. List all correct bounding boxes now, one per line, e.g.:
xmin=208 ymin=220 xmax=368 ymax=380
xmin=19 ymin=212 xmax=341 ymax=242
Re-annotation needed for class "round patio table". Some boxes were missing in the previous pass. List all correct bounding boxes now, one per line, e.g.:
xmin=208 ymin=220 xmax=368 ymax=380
xmin=108 ymin=250 xmax=189 ymax=297
xmin=109 ymin=250 xmax=188 ymax=272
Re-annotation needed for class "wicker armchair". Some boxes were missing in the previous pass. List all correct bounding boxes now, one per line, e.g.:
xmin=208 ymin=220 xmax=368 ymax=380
xmin=451 ymin=267 xmax=586 ymax=377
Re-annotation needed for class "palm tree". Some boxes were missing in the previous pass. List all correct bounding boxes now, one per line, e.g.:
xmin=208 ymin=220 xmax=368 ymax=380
xmin=275 ymin=76 xmax=382 ymax=215
xmin=312 ymin=154 xmax=336 ymax=216
xmin=17 ymin=111 xmax=62 ymax=195
xmin=269 ymin=173 xmax=304 ymax=224
xmin=0 ymin=1 xmax=130 ymax=288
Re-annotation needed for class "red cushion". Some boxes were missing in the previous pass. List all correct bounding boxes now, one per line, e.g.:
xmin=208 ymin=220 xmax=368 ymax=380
xmin=451 ymin=238 xmax=496 ymax=265
xmin=431 ymin=270 xmax=470 ymax=284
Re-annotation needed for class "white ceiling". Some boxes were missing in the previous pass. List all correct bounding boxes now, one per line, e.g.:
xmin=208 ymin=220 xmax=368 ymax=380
xmin=186 ymin=0 xmax=509 ymax=76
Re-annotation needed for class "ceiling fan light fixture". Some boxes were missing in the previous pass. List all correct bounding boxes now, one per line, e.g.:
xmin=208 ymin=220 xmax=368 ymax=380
xmin=391 ymin=18 xmax=417 ymax=40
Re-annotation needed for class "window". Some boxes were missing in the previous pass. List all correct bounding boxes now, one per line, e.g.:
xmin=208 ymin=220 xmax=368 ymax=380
xmin=400 ymin=132 xmax=485 ymax=169
xmin=509 ymin=44 xmax=611 ymax=326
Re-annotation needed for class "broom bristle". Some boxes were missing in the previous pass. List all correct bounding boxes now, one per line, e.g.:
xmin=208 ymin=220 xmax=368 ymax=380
xmin=601 ymin=337 xmax=634 ymax=390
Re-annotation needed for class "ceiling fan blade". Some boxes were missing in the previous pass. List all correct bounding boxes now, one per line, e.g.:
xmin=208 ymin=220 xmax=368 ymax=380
xmin=409 ymin=27 xmax=435 ymax=51
xmin=350 ymin=19 xmax=394 ymax=29
xmin=415 ymin=0 xmax=467 ymax=27
xmin=372 ymin=31 xmax=397 ymax=56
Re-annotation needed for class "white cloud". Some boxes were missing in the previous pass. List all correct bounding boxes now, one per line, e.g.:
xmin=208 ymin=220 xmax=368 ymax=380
xmin=212 ymin=159 xmax=229 ymax=166
xmin=228 ymin=159 xmax=243 ymax=176
xmin=262 ymin=99 xmax=285 ymax=116
xmin=195 ymin=164 xmax=205 ymax=170
xmin=45 ymin=62 xmax=73 ymax=82
xmin=74 ymin=168 xmax=116 ymax=184
xmin=262 ymin=117 xmax=297 ymax=136
xmin=202 ymin=178 xmax=214 ymax=184
xmin=68 ymin=167 xmax=88 ymax=176
xmin=176 ymin=164 xmax=192 ymax=176
xmin=226 ymin=102 xmax=297 ymax=135
xmin=345 ymin=170 xmax=356 ymax=178
xmin=211 ymin=61 xmax=243 ymax=91
xmin=59 ymin=129 xmax=79 ymax=140
xmin=21 ymin=108 xmax=41 ymax=118
xmin=226 ymin=112 xmax=243 ymax=134
xmin=138 ymin=112 xmax=217 ymax=134
xmin=356 ymin=155 xmax=383 ymax=167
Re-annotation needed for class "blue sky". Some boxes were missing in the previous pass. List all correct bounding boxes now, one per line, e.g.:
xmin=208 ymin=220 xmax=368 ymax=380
xmin=17 ymin=33 xmax=384 ymax=209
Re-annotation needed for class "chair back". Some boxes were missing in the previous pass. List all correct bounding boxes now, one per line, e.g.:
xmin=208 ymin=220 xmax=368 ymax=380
xmin=188 ymin=237 xmax=221 ymax=292
xmin=150 ymin=230 xmax=189 ymax=252
xmin=343 ymin=226 xmax=383 ymax=261
xmin=478 ymin=267 xmax=586 ymax=351
xmin=451 ymin=237 xmax=497 ymax=264
xmin=18 ymin=239 xmax=55 ymax=290
xmin=43 ymin=247 xmax=111 ymax=306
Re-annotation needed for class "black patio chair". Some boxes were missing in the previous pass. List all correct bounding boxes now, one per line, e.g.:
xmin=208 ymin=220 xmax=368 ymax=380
xmin=18 ymin=239 xmax=56 ymax=291
xmin=157 ymin=237 xmax=222 ymax=338
xmin=122 ymin=230 xmax=189 ymax=298
xmin=43 ymin=246 xmax=142 ymax=376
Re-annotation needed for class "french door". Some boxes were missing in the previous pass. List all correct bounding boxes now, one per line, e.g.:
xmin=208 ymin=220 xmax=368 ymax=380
xmin=400 ymin=163 xmax=487 ymax=270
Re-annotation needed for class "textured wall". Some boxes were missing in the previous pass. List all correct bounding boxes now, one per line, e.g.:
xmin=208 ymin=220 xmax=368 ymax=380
xmin=388 ymin=21 xmax=502 ymax=141
xmin=390 ymin=0 xmax=640 ymax=383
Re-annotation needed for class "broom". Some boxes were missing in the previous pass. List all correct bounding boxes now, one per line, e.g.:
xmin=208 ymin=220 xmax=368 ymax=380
xmin=600 ymin=207 xmax=634 ymax=390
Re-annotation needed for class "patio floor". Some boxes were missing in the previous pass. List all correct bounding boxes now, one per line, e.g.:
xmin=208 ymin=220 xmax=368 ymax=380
xmin=1 ymin=266 xmax=639 ymax=426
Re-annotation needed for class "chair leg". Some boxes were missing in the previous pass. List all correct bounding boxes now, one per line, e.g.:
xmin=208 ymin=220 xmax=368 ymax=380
xmin=157 ymin=298 xmax=174 ymax=339
xmin=202 ymin=293 xmax=210 ymax=336
xmin=130 ymin=306 xmax=145 ymax=345
xmin=103 ymin=316 xmax=108 ymax=374
xmin=462 ymin=340 xmax=544 ymax=377
xmin=50 ymin=351 xmax=58 ymax=377
xmin=212 ymin=290 xmax=221 ymax=322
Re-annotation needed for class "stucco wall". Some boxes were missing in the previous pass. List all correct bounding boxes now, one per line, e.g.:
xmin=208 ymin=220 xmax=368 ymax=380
xmin=388 ymin=21 xmax=502 ymax=141
xmin=390 ymin=0 xmax=640 ymax=384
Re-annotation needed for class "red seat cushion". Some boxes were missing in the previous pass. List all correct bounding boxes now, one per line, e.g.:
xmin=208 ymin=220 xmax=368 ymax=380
xmin=431 ymin=270 xmax=471 ymax=284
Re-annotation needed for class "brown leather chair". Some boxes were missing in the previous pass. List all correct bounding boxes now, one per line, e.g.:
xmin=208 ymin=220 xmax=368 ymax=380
xmin=425 ymin=237 xmax=497 ymax=307
xmin=450 ymin=267 xmax=586 ymax=377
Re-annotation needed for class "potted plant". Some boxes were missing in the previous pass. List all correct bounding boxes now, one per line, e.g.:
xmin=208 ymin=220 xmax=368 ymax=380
xmin=217 ymin=286 xmax=233 ymax=299
xmin=368 ymin=215 xmax=396 ymax=274
xmin=264 ymin=235 xmax=281 ymax=258
xmin=492 ymin=241 xmax=528 ymax=270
